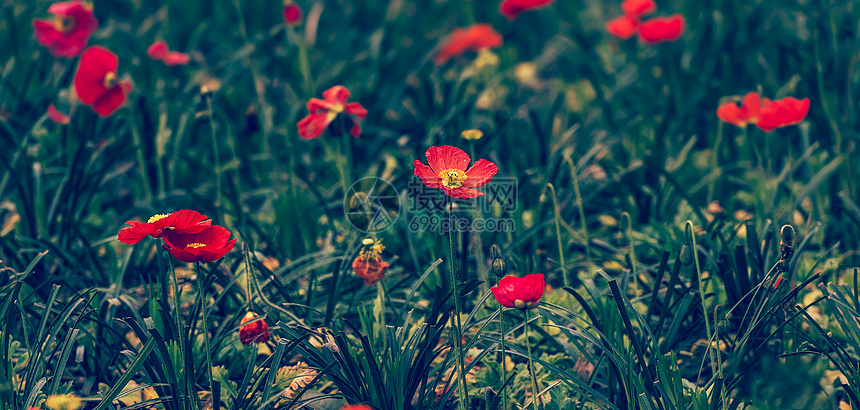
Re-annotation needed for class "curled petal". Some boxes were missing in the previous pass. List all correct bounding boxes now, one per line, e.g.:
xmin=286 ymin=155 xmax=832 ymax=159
xmin=425 ymin=145 xmax=471 ymax=173
xmin=463 ymin=159 xmax=498 ymax=188
xmin=414 ymin=160 xmax=443 ymax=189
xmin=322 ymin=85 xmax=351 ymax=106
xmin=346 ymin=102 xmax=367 ymax=119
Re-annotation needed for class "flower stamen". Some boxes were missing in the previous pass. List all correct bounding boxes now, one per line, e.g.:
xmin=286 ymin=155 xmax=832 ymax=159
xmin=103 ymin=71 xmax=117 ymax=88
xmin=187 ymin=243 xmax=206 ymax=249
xmin=439 ymin=169 xmax=468 ymax=189
xmin=147 ymin=213 xmax=170 ymax=223
xmin=53 ymin=15 xmax=77 ymax=33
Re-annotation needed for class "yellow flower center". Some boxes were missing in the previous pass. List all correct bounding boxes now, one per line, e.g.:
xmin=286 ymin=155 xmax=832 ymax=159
xmin=103 ymin=71 xmax=117 ymax=88
xmin=330 ymin=103 xmax=344 ymax=113
xmin=147 ymin=213 xmax=169 ymax=223
xmin=186 ymin=243 xmax=206 ymax=249
xmin=439 ymin=169 xmax=468 ymax=189
xmin=53 ymin=15 xmax=77 ymax=33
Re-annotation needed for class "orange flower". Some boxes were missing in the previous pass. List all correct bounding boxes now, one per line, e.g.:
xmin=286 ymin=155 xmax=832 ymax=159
xmin=621 ymin=0 xmax=656 ymax=19
xmin=434 ymin=24 xmax=503 ymax=65
xmin=638 ymin=14 xmax=685 ymax=44
xmin=498 ymin=0 xmax=556 ymax=20
xmin=756 ymin=97 xmax=809 ymax=132
xmin=239 ymin=311 xmax=271 ymax=345
xmin=716 ymin=92 xmax=762 ymax=128
xmin=352 ymin=239 xmax=389 ymax=286
xmin=605 ymin=15 xmax=638 ymax=40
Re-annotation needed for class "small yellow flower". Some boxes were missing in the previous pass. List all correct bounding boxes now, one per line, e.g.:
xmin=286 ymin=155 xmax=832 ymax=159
xmin=45 ymin=394 xmax=83 ymax=410
xmin=514 ymin=62 xmax=538 ymax=86
xmin=461 ymin=129 xmax=483 ymax=140
xmin=473 ymin=49 xmax=499 ymax=70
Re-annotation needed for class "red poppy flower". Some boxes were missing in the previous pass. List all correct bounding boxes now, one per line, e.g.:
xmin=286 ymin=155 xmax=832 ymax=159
xmin=434 ymin=24 xmax=503 ymax=66
xmin=117 ymin=210 xmax=212 ymax=245
xmin=638 ymin=14 xmax=685 ymax=44
xmin=73 ymin=46 xmax=133 ymax=117
xmin=32 ymin=1 xmax=98 ymax=58
xmin=239 ymin=311 xmax=271 ymax=345
xmin=146 ymin=40 xmax=191 ymax=66
xmin=352 ymin=255 xmax=390 ymax=286
xmin=498 ymin=0 xmax=556 ymax=20
xmin=621 ymin=0 xmax=656 ymax=19
xmin=341 ymin=406 xmax=373 ymax=410
xmin=605 ymin=15 xmax=638 ymax=40
xmin=297 ymin=85 xmax=367 ymax=139
xmin=283 ymin=1 xmax=303 ymax=25
xmin=413 ymin=146 xmax=499 ymax=199
xmin=756 ymin=97 xmax=809 ymax=132
xmin=161 ymin=225 xmax=237 ymax=263
xmin=48 ymin=104 xmax=71 ymax=124
xmin=491 ymin=273 xmax=545 ymax=309
xmin=716 ymin=92 xmax=762 ymax=128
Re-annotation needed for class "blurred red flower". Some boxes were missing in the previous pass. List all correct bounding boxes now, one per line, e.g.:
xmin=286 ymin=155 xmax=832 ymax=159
xmin=638 ymin=14 xmax=685 ymax=44
xmin=48 ymin=104 xmax=71 ymax=124
xmin=498 ymin=0 xmax=556 ymax=20
xmin=491 ymin=273 xmax=545 ymax=309
xmin=716 ymin=92 xmax=762 ymax=128
xmin=297 ymin=85 xmax=367 ymax=139
xmin=341 ymin=406 xmax=373 ymax=410
xmin=352 ymin=255 xmax=390 ymax=286
xmin=118 ymin=210 xmax=212 ymax=245
xmin=434 ymin=24 xmax=503 ymax=65
xmin=161 ymin=225 xmax=237 ymax=263
xmin=73 ymin=46 xmax=133 ymax=117
xmin=621 ymin=0 xmax=656 ymax=19
xmin=414 ymin=145 xmax=499 ymax=199
xmin=756 ymin=97 xmax=809 ymax=132
xmin=239 ymin=311 xmax=271 ymax=345
xmin=33 ymin=1 xmax=98 ymax=58
xmin=146 ymin=40 xmax=191 ymax=66
xmin=283 ymin=1 xmax=303 ymax=25
xmin=605 ymin=15 xmax=638 ymax=40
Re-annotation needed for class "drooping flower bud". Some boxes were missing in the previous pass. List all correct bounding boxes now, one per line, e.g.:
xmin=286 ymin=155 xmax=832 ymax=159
xmin=239 ymin=311 xmax=271 ymax=345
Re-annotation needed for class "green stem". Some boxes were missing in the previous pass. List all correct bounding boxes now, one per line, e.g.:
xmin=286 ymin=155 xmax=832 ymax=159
xmin=128 ymin=110 xmax=153 ymax=203
xmin=688 ymin=220 xmax=717 ymax=377
xmin=546 ymin=184 xmax=567 ymax=287
xmin=205 ymin=95 xmax=223 ymax=216
xmin=448 ymin=204 xmax=469 ymax=410
xmin=167 ymin=257 xmax=187 ymax=409
xmin=524 ymin=309 xmax=540 ymax=410
xmin=714 ymin=305 xmax=727 ymax=410
xmin=196 ymin=262 xmax=216 ymax=406
xmin=564 ymin=155 xmax=590 ymax=273
xmin=499 ymin=306 xmax=508 ymax=410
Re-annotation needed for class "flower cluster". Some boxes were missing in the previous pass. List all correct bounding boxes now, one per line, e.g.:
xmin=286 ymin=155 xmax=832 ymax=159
xmin=606 ymin=0 xmax=684 ymax=44
xmin=717 ymin=92 xmax=809 ymax=132
xmin=117 ymin=210 xmax=236 ymax=263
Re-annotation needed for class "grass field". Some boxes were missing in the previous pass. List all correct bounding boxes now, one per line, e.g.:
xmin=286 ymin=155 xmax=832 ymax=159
xmin=2 ymin=0 xmax=860 ymax=409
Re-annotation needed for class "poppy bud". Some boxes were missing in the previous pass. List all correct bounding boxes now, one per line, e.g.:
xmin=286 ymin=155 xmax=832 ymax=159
xmin=679 ymin=243 xmax=693 ymax=266
xmin=779 ymin=224 xmax=795 ymax=261
xmin=490 ymin=244 xmax=507 ymax=280
xmin=239 ymin=311 xmax=271 ymax=345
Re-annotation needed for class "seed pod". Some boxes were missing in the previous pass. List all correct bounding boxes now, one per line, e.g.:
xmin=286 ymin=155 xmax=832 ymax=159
xmin=779 ymin=224 xmax=795 ymax=262
xmin=492 ymin=257 xmax=507 ymax=280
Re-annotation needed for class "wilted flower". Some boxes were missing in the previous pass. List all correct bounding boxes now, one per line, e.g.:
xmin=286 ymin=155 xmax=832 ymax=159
xmin=434 ymin=24 xmax=503 ymax=65
xmin=118 ymin=210 xmax=212 ymax=245
xmin=73 ymin=46 xmax=133 ymax=117
xmin=283 ymin=1 xmax=303 ymax=25
xmin=498 ymin=0 xmax=557 ymax=20
xmin=638 ymin=15 xmax=685 ymax=44
xmin=491 ymin=273 xmax=545 ymax=309
xmin=297 ymin=85 xmax=367 ymax=139
xmin=352 ymin=238 xmax=389 ymax=286
xmin=47 ymin=104 xmax=71 ymax=124
xmin=756 ymin=97 xmax=809 ymax=132
xmin=33 ymin=1 xmax=98 ymax=58
xmin=146 ymin=40 xmax=191 ymax=66
xmin=161 ymin=225 xmax=237 ymax=263
xmin=239 ymin=311 xmax=271 ymax=345
xmin=413 ymin=145 xmax=499 ymax=199
xmin=717 ymin=92 xmax=762 ymax=128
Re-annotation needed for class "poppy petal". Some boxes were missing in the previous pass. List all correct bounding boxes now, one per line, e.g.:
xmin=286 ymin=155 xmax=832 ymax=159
xmin=621 ymin=0 xmax=656 ymax=18
xmin=147 ymin=41 xmax=169 ymax=60
xmin=463 ymin=159 xmax=498 ymax=188
xmin=298 ymin=112 xmax=335 ymax=139
xmin=499 ymin=0 xmax=557 ymax=20
xmin=414 ymin=160 xmax=444 ymax=189
xmin=74 ymin=46 xmax=118 ymax=104
xmin=164 ymin=51 xmax=191 ymax=66
xmin=638 ymin=14 xmax=685 ymax=44
xmin=605 ymin=15 xmax=638 ymax=40
xmin=47 ymin=104 xmax=71 ymax=124
xmin=346 ymin=102 xmax=367 ymax=120
xmin=92 ymin=84 xmax=128 ymax=117
xmin=425 ymin=145 xmax=471 ymax=173
xmin=323 ymin=85 xmax=351 ymax=106
xmin=444 ymin=187 xmax=484 ymax=199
